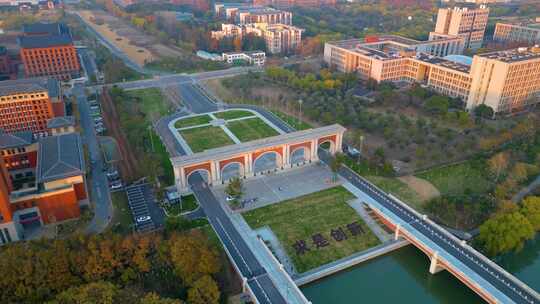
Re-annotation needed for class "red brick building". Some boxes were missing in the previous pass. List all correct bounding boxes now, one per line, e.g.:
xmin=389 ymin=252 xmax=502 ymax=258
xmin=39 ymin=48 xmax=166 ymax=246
xmin=0 ymin=78 xmax=63 ymax=136
xmin=0 ymin=132 xmax=87 ymax=245
xmin=18 ymin=23 xmax=80 ymax=80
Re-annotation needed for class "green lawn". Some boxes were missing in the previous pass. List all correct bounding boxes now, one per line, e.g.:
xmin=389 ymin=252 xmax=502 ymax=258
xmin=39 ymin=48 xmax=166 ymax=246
xmin=165 ymin=194 xmax=199 ymax=215
xmin=125 ymin=88 xmax=170 ymax=121
xmin=416 ymin=161 xmax=492 ymax=196
xmin=227 ymin=117 xmax=279 ymax=142
xmin=271 ymin=110 xmax=312 ymax=131
xmin=366 ymin=176 xmax=424 ymax=210
xmin=174 ymin=114 xmax=212 ymax=128
xmin=214 ymin=110 xmax=255 ymax=120
xmin=180 ymin=126 xmax=234 ymax=152
xmin=243 ymin=187 xmax=380 ymax=273
xmin=109 ymin=192 xmax=133 ymax=234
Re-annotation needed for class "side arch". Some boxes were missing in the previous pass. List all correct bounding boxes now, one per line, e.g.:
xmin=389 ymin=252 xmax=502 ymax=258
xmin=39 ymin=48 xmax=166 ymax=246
xmin=253 ymin=151 xmax=283 ymax=174
xmin=221 ymin=161 xmax=245 ymax=182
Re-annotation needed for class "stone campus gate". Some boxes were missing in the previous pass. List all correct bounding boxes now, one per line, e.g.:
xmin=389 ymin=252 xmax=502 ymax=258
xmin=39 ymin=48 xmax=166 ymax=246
xmin=172 ymin=124 xmax=346 ymax=193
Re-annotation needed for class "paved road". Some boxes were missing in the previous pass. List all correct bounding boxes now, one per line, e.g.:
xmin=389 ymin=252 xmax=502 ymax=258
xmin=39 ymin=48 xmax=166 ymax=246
xmin=190 ymin=174 xmax=287 ymax=304
xmin=318 ymin=151 xmax=540 ymax=304
xmin=512 ymin=174 xmax=540 ymax=203
xmin=74 ymin=83 xmax=113 ymax=233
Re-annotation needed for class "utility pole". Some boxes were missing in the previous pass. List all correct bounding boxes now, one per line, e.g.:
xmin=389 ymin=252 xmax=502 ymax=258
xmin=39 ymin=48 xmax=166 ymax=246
xmin=358 ymin=135 xmax=364 ymax=165
xmin=148 ymin=125 xmax=155 ymax=153
xmin=298 ymin=99 xmax=303 ymax=129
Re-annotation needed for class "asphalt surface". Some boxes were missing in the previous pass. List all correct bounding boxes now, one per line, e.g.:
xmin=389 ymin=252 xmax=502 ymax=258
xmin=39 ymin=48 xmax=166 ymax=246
xmin=74 ymin=83 xmax=113 ymax=234
xmin=190 ymin=174 xmax=287 ymax=304
xmin=318 ymin=150 xmax=540 ymax=304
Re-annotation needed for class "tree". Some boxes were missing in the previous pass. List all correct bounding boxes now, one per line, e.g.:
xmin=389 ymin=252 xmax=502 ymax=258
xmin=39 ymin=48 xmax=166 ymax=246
xmin=140 ymin=293 xmax=183 ymax=304
xmin=474 ymin=104 xmax=494 ymax=119
xmin=225 ymin=177 xmax=243 ymax=199
xmin=487 ymin=152 xmax=509 ymax=182
xmin=50 ymin=281 xmax=118 ymax=304
xmin=425 ymin=96 xmax=450 ymax=114
xmin=187 ymin=275 xmax=220 ymax=304
xmin=329 ymin=152 xmax=344 ymax=182
xmin=521 ymin=196 xmax=540 ymax=231
xmin=478 ymin=211 xmax=535 ymax=256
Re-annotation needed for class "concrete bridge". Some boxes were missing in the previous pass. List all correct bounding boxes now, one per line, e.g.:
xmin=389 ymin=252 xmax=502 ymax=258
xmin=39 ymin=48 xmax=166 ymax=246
xmin=328 ymin=153 xmax=540 ymax=304
xmin=172 ymin=124 xmax=345 ymax=193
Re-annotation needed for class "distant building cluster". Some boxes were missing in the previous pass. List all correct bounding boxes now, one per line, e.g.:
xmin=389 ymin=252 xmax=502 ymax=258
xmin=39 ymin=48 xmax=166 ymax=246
xmin=253 ymin=0 xmax=335 ymax=9
xmin=325 ymin=6 xmax=540 ymax=114
xmin=0 ymin=0 xmax=60 ymax=11
xmin=212 ymin=3 xmax=304 ymax=54
xmin=0 ymin=22 xmax=86 ymax=245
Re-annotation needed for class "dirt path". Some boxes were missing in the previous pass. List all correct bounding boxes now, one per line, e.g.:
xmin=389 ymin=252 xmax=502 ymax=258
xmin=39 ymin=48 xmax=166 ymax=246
xmin=101 ymin=88 xmax=139 ymax=181
xmin=398 ymin=175 xmax=440 ymax=202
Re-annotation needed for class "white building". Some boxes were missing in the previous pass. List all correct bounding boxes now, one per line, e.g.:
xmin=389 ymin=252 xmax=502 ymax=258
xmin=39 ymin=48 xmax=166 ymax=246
xmin=222 ymin=51 xmax=266 ymax=66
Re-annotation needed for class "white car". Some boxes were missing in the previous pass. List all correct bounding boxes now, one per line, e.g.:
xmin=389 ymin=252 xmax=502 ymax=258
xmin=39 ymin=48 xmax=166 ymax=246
xmin=136 ymin=215 xmax=151 ymax=223
xmin=226 ymin=195 xmax=236 ymax=201
xmin=110 ymin=182 xmax=122 ymax=190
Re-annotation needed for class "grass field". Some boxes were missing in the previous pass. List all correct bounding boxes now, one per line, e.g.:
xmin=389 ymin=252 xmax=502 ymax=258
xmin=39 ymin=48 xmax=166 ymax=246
xmin=243 ymin=187 xmax=380 ymax=273
xmin=227 ymin=117 xmax=279 ymax=142
xmin=416 ymin=161 xmax=492 ymax=196
xmin=109 ymin=192 xmax=133 ymax=234
xmin=366 ymin=176 xmax=425 ymax=210
xmin=214 ymin=110 xmax=255 ymax=120
xmin=180 ymin=126 xmax=234 ymax=152
xmin=271 ymin=110 xmax=312 ymax=131
xmin=174 ymin=114 xmax=212 ymax=128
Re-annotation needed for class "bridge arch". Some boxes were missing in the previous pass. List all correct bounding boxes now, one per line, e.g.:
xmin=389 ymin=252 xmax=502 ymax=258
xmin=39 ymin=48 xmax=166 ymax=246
xmin=221 ymin=161 xmax=244 ymax=182
xmin=290 ymin=146 xmax=309 ymax=165
xmin=186 ymin=169 xmax=211 ymax=187
xmin=318 ymin=135 xmax=337 ymax=153
xmin=253 ymin=151 xmax=283 ymax=174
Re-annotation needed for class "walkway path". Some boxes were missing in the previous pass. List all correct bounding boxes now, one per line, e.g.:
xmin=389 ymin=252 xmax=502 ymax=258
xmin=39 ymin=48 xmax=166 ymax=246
xmin=512 ymin=174 xmax=540 ymax=203
xmin=348 ymin=199 xmax=391 ymax=242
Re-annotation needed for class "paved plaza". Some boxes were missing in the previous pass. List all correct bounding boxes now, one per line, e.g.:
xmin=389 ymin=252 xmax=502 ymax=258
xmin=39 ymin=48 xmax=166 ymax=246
xmin=213 ymin=163 xmax=337 ymax=211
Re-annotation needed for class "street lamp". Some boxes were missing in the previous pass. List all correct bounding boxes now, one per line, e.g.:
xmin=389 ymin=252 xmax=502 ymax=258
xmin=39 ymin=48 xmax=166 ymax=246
xmin=298 ymin=99 xmax=303 ymax=129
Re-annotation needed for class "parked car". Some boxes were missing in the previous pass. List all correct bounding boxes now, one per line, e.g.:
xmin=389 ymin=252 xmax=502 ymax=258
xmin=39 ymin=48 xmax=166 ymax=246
xmin=110 ymin=181 xmax=123 ymax=190
xmin=136 ymin=215 xmax=151 ymax=223
xmin=226 ymin=195 xmax=236 ymax=202
xmin=93 ymin=117 xmax=103 ymax=122
xmin=106 ymin=169 xmax=119 ymax=179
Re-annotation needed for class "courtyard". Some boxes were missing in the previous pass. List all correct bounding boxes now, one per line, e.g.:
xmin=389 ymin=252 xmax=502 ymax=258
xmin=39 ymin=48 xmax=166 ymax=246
xmin=170 ymin=109 xmax=283 ymax=154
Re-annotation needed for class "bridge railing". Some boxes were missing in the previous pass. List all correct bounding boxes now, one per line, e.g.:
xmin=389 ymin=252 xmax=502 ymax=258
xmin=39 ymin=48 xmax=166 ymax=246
xmin=348 ymin=165 xmax=540 ymax=302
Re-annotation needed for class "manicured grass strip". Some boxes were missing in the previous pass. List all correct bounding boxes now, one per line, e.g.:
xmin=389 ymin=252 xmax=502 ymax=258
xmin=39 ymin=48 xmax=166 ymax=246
xmin=213 ymin=110 xmax=255 ymax=120
xmin=270 ymin=110 xmax=312 ymax=130
xmin=180 ymin=126 xmax=234 ymax=152
xmin=243 ymin=187 xmax=380 ymax=273
xmin=416 ymin=160 xmax=492 ymax=196
xmin=110 ymin=192 xmax=133 ymax=235
xmin=174 ymin=114 xmax=212 ymax=128
xmin=227 ymin=117 xmax=279 ymax=142
xmin=165 ymin=194 xmax=199 ymax=215
xmin=365 ymin=176 xmax=424 ymax=210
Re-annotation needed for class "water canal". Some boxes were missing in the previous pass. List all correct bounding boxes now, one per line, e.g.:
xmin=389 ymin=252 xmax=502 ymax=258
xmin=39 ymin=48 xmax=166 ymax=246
xmin=302 ymin=235 xmax=540 ymax=303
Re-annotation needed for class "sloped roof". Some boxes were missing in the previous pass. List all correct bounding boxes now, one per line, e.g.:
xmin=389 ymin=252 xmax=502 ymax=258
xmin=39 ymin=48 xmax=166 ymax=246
xmin=37 ymin=133 xmax=85 ymax=183
xmin=19 ymin=23 xmax=73 ymax=49
xmin=0 ymin=131 xmax=33 ymax=149
xmin=47 ymin=116 xmax=75 ymax=129
xmin=0 ymin=77 xmax=58 ymax=97
xmin=22 ymin=22 xmax=70 ymax=36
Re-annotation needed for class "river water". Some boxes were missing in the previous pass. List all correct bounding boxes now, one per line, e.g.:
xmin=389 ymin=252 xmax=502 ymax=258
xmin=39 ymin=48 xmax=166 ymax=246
xmin=302 ymin=235 xmax=540 ymax=303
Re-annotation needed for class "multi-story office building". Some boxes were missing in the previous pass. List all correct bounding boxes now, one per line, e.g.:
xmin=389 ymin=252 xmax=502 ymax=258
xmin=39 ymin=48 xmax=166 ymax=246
xmin=214 ymin=4 xmax=292 ymax=25
xmin=493 ymin=22 xmax=540 ymax=45
xmin=0 ymin=132 xmax=87 ymax=245
xmin=18 ymin=23 xmax=80 ymax=80
xmin=211 ymin=23 xmax=303 ymax=54
xmin=253 ymin=0 xmax=335 ymax=9
xmin=0 ymin=78 xmax=63 ymax=136
xmin=432 ymin=6 xmax=489 ymax=50
xmin=325 ymin=38 xmax=540 ymax=113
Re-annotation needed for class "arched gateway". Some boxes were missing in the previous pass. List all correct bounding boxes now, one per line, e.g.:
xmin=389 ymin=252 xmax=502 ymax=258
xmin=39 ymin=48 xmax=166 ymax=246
xmin=172 ymin=124 xmax=346 ymax=193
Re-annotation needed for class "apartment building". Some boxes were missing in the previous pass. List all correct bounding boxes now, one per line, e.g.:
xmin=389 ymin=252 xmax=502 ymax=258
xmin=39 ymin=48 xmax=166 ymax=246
xmin=222 ymin=51 xmax=266 ymax=66
xmin=0 ymin=132 xmax=87 ymax=245
xmin=237 ymin=7 xmax=292 ymax=25
xmin=493 ymin=22 xmax=540 ymax=45
xmin=0 ymin=78 xmax=64 ymax=136
xmin=253 ymin=0 xmax=335 ymax=8
xmin=211 ymin=23 xmax=303 ymax=54
xmin=325 ymin=38 xmax=540 ymax=113
xmin=432 ymin=6 xmax=489 ymax=50
xmin=18 ymin=23 xmax=80 ymax=80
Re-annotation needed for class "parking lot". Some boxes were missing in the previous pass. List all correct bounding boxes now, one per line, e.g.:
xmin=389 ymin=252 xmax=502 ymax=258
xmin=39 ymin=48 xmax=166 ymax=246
xmin=125 ymin=183 xmax=165 ymax=232
xmin=212 ymin=164 xmax=338 ymax=212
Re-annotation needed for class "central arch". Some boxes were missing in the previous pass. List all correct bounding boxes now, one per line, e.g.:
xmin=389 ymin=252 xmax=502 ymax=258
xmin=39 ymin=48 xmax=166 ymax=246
xmin=221 ymin=162 xmax=244 ymax=182
xmin=290 ymin=146 xmax=309 ymax=165
xmin=187 ymin=169 xmax=210 ymax=187
xmin=253 ymin=151 xmax=282 ymax=174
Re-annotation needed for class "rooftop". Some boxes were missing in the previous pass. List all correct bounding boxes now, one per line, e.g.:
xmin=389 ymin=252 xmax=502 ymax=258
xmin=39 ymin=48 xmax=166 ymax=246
xmin=0 ymin=77 xmax=57 ymax=97
xmin=415 ymin=53 xmax=471 ymax=73
xmin=477 ymin=46 xmax=540 ymax=63
xmin=47 ymin=116 xmax=75 ymax=129
xmin=18 ymin=22 xmax=73 ymax=49
xmin=172 ymin=124 xmax=346 ymax=166
xmin=238 ymin=6 xmax=287 ymax=15
xmin=37 ymin=133 xmax=85 ymax=183
xmin=0 ymin=131 xmax=33 ymax=149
